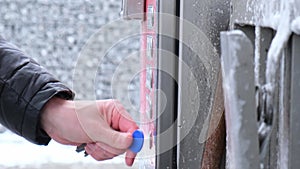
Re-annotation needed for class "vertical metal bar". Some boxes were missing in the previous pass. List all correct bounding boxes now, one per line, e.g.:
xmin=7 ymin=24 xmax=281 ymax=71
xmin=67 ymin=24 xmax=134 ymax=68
xmin=156 ymin=0 xmax=179 ymax=168
xmin=277 ymin=40 xmax=291 ymax=169
xmin=221 ymin=30 xmax=260 ymax=169
xmin=236 ymin=26 xmax=275 ymax=169
xmin=256 ymin=28 xmax=274 ymax=86
xmin=256 ymin=28 xmax=274 ymax=169
xmin=139 ymin=0 xmax=157 ymax=168
xmin=290 ymin=34 xmax=300 ymax=169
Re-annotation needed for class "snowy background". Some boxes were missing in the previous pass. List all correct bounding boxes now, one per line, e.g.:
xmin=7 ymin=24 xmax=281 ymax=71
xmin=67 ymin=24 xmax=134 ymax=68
xmin=0 ymin=0 xmax=141 ymax=168
xmin=0 ymin=129 xmax=139 ymax=169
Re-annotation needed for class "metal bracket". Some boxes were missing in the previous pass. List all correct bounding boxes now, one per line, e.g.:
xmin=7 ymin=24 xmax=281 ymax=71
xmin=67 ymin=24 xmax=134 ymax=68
xmin=221 ymin=30 xmax=260 ymax=169
xmin=121 ymin=0 xmax=145 ymax=20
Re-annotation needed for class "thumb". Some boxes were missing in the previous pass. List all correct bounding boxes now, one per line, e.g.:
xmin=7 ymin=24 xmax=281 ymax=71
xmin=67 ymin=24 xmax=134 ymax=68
xmin=100 ymin=128 xmax=133 ymax=150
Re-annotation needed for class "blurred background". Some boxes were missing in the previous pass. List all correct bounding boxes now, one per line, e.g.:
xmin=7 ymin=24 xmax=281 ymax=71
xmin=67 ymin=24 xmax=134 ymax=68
xmin=0 ymin=0 xmax=141 ymax=168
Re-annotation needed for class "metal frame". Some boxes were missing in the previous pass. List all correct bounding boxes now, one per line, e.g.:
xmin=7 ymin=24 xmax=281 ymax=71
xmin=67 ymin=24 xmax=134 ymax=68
xmin=225 ymin=0 xmax=300 ymax=168
xmin=220 ymin=30 xmax=260 ymax=169
xmin=156 ymin=0 xmax=179 ymax=168
xmin=156 ymin=0 xmax=230 ymax=168
xmin=121 ymin=0 xmax=145 ymax=20
xmin=290 ymin=34 xmax=300 ymax=168
xmin=155 ymin=0 xmax=300 ymax=168
xmin=177 ymin=0 xmax=229 ymax=168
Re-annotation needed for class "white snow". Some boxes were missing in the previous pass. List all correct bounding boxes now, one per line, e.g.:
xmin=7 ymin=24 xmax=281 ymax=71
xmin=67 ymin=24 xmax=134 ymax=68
xmin=291 ymin=17 xmax=300 ymax=35
xmin=249 ymin=0 xmax=299 ymax=93
xmin=265 ymin=0 xmax=293 ymax=91
xmin=254 ymin=26 xmax=261 ymax=86
xmin=247 ymin=1 xmax=298 ymax=168
xmin=0 ymin=131 xmax=124 ymax=168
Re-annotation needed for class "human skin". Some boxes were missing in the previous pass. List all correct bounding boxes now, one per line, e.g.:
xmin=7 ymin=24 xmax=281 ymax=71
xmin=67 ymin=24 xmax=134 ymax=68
xmin=41 ymin=97 xmax=139 ymax=166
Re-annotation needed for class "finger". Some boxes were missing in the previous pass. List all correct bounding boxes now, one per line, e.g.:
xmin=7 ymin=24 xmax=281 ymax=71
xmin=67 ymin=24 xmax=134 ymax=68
xmin=95 ymin=142 xmax=126 ymax=156
xmin=75 ymin=100 xmax=135 ymax=149
xmin=85 ymin=143 xmax=117 ymax=161
xmin=125 ymin=150 xmax=137 ymax=166
xmin=118 ymin=113 xmax=139 ymax=133
xmin=100 ymin=128 xmax=133 ymax=149
xmin=109 ymin=100 xmax=139 ymax=132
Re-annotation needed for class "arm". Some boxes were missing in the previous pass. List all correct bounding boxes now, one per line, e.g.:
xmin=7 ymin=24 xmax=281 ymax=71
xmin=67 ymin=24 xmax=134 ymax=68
xmin=0 ymin=37 xmax=138 ymax=166
xmin=0 ymin=37 xmax=74 ymax=145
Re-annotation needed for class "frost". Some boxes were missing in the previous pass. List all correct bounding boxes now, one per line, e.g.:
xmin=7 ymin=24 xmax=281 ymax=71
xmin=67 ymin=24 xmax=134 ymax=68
xmin=265 ymin=0 xmax=294 ymax=93
xmin=264 ymin=82 xmax=274 ymax=92
xmin=254 ymin=27 xmax=261 ymax=86
xmin=221 ymin=31 xmax=253 ymax=169
xmin=278 ymin=55 xmax=288 ymax=169
xmin=291 ymin=17 xmax=300 ymax=35
xmin=246 ymin=0 xmax=299 ymax=88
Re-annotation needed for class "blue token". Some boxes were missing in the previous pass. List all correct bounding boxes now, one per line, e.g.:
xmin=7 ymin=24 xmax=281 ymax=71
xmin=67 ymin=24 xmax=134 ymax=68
xmin=129 ymin=130 xmax=144 ymax=153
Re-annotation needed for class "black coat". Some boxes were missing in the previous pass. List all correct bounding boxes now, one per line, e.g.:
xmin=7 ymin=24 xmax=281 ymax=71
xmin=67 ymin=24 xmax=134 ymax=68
xmin=0 ymin=37 xmax=74 ymax=145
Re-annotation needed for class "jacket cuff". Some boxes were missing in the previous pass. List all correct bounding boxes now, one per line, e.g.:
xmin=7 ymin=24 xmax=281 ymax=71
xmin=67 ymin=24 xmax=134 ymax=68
xmin=22 ymin=83 xmax=74 ymax=145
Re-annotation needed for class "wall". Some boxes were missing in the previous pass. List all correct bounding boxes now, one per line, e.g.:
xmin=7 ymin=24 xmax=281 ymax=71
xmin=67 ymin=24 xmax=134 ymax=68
xmin=0 ymin=0 xmax=141 ymax=118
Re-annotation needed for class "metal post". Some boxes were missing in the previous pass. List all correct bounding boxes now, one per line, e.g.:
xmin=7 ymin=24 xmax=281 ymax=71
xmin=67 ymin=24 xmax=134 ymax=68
xmin=290 ymin=34 xmax=300 ymax=169
xmin=156 ymin=0 xmax=179 ymax=168
xmin=220 ymin=30 xmax=260 ymax=169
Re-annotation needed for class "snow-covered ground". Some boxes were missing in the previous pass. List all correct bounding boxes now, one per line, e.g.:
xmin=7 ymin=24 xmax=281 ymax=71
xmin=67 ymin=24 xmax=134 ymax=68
xmin=0 ymin=130 xmax=138 ymax=169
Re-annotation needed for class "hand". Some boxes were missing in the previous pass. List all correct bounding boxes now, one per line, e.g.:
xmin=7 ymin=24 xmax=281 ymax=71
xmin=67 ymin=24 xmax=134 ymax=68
xmin=41 ymin=97 xmax=139 ymax=166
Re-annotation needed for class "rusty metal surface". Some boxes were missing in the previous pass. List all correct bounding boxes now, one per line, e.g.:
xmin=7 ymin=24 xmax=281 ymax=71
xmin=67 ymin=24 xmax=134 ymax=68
xmin=201 ymin=113 xmax=226 ymax=169
xmin=177 ymin=0 xmax=229 ymax=168
xmin=201 ymin=73 xmax=225 ymax=169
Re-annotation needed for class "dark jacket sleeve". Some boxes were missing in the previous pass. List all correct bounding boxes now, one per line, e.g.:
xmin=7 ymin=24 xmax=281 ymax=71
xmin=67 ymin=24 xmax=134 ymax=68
xmin=0 ymin=37 xmax=75 ymax=145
